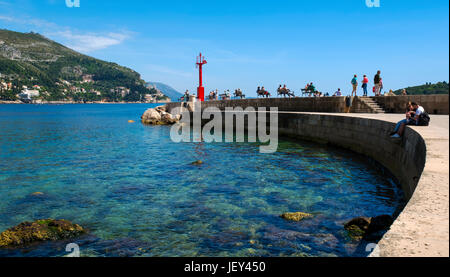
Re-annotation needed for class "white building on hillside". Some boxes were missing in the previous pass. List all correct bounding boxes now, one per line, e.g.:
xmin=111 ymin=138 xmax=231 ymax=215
xmin=19 ymin=88 xmax=40 ymax=102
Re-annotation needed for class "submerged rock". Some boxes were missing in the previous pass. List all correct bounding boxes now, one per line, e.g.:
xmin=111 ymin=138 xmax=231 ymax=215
xmin=280 ymin=212 xmax=313 ymax=222
xmin=344 ymin=215 xmax=393 ymax=240
xmin=344 ymin=217 xmax=371 ymax=232
xmin=141 ymin=106 xmax=180 ymax=125
xmin=0 ymin=219 xmax=85 ymax=248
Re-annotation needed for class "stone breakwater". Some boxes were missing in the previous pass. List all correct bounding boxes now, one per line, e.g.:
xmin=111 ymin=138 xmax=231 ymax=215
xmin=141 ymin=105 xmax=181 ymax=125
xmin=165 ymin=100 xmax=449 ymax=257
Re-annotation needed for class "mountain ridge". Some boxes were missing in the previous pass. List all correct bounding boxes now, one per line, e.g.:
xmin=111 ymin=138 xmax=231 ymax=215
xmin=145 ymin=82 xmax=183 ymax=101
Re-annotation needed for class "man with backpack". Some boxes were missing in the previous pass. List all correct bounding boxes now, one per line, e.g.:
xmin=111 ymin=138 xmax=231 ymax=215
xmin=374 ymin=70 xmax=381 ymax=96
xmin=351 ymin=75 xmax=358 ymax=97
xmin=391 ymin=102 xmax=430 ymax=138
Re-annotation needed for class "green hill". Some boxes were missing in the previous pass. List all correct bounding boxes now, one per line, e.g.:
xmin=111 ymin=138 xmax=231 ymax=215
xmin=393 ymin=82 xmax=449 ymax=95
xmin=0 ymin=29 xmax=157 ymax=102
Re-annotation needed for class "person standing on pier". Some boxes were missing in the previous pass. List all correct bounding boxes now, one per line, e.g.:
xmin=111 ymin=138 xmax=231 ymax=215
xmin=362 ymin=75 xmax=369 ymax=96
xmin=374 ymin=70 xmax=382 ymax=96
xmin=184 ymin=90 xmax=190 ymax=102
xmin=351 ymin=75 xmax=358 ymax=97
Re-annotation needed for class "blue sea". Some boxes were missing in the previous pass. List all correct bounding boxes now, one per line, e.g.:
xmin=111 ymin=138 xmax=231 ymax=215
xmin=0 ymin=104 xmax=404 ymax=257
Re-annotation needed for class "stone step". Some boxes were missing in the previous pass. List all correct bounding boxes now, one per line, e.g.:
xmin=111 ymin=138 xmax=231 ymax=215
xmin=359 ymin=98 xmax=387 ymax=113
xmin=364 ymin=101 xmax=380 ymax=105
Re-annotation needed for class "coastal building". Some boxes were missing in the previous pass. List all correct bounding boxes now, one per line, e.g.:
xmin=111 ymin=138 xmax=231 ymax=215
xmin=18 ymin=88 xmax=40 ymax=102
xmin=144 ymin=94 xmax=154 ymax=102
xmin=70 ymin=86 xmax=81 ymax=93
xmin=110 ymin=86 xmax=131 ymax=98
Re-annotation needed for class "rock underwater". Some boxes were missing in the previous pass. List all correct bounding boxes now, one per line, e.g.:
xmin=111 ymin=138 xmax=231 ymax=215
xmin=0 ymin=219 xmax=85 ymax=248
xmin=344 ymin=215 xmax=393 ymax=240
xmin=141 ymin=105 xmax=181 ymax=125
xmin=280 ymin=212 xmax=313 ymax=222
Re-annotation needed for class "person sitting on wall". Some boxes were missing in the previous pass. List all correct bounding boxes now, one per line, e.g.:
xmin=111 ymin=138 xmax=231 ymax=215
xmin=309 ymin=83 xmax=316 ymax=94
xmin=282 ymin=84 xmax=294 ymax=97
xmin=390 ymin=102 xmax=430 ymax=138
xmin=209 ymin=91 xmax=216 ymax=100
xmin=334 ymin=88 xmax=342 ymax=96
xmin=261 ymin=87 xmax=270 ymax=98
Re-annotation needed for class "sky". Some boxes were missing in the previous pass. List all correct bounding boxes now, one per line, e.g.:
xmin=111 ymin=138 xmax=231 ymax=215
xmin=0 ymin=0 xmax=449 ymax=97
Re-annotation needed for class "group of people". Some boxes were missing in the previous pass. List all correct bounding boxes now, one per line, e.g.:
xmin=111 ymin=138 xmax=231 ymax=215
xmin=390 ymin=102 xmax=430 ymax=138
xmin=234 ymin=88 xmax=245 ymax=99
xmin=350 ymin=70 xmax=383 ymax=97
xmin=256 ymin=86 xmax=271 ymax=98
xmin=302 ymin=83 xmax=326 ymax=97
xmin=277 ymin=85 xmax=295 ymax=97
xmin=183 ymin=70 xmax=410 ymax=100
xmin=208 ymin=90 xmax=219 ymax=100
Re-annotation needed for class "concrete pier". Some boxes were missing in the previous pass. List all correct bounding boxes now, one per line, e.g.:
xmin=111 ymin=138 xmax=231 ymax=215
xmin=166 ymin=98 xmax=449 ymax=257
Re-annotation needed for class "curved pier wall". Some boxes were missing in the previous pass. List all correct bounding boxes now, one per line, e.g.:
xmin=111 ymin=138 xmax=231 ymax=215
xmin=275 ymin=112 xmax=425 ymax=200
xmin=166 ymin=100 xmax=448 ymax=256
xmin=167 ymin=101 xmax=426 ymax=199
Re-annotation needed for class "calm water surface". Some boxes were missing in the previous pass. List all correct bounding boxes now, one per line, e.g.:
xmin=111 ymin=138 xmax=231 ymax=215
xmin=0 ymin=104 xmax=404 ymax=257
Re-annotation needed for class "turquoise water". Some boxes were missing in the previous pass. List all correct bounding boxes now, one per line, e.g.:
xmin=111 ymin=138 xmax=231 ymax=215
xmin=0 ymin=104 xmax=404 ymax=257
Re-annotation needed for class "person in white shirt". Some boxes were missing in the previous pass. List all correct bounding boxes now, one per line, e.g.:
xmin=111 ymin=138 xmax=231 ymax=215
xmin=391 ymin=103 xmax=426 ymax=138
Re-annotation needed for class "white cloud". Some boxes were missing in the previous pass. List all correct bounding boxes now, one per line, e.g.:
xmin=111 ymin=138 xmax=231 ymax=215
xmin=0 ymin=13 xmax=132 ymax=53
xmin=48 ymin=30 xmax=130 ymax=53
xmin=0 ymin=15 xmax=13 ymax=22
xmin=0 ymin=14 xmax=57 ymax=28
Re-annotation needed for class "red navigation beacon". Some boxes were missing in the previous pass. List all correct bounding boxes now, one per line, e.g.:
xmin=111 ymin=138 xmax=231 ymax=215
xmin=196 ymin=53 xmax=207 ymax=102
